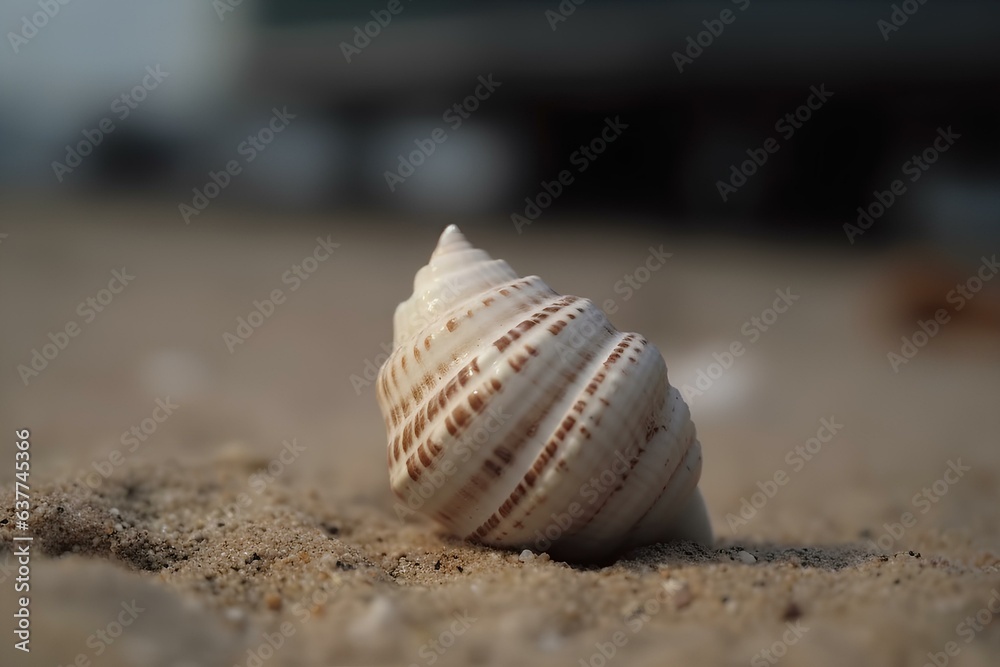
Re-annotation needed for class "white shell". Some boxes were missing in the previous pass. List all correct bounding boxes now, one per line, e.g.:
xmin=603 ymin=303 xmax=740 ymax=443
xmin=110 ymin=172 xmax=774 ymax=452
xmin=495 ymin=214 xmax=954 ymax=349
xmin=377 ymin=226 xmax=711 ymax=562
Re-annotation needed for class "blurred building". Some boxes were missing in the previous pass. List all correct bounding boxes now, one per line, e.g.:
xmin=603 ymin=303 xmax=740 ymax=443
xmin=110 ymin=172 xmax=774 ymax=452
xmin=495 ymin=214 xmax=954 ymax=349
xmin=1 ymin=0 xmax=998 ymax=245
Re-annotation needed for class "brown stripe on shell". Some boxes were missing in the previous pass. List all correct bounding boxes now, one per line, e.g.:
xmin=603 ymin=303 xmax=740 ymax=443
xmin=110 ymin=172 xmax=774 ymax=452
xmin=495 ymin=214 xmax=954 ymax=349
xmin=393 ymin=291 xmax=593 ymax=533
xmin=406 ymin=456 xmax=421 ymax=481
xmin=402 ymin=358 xmax=479 ymax=455
xmin=584 ymin=373 xmax=606 ymax=396
xmin=493 ymin=295 xmax=579 ymax=353
xmin=417 ymin=441 xmax=432 ymax=466
xmin=401 ymin=421 xmax=413 ymax=453
xmin=407 ymin=438 xmax=445 ymax=484
xmin=520 ymin=336 xmax=664 ymax=540
xmin=454 ymin=404 xmax=471 ymax=428
xmin=468 ymin=398 xmax=582 ymax=540
xmin=508 ymin=352 xmax=529 ymax=372
xmin=424 ymin=296 xmax=593 ymax=527
xmin=601 ymin=333 xmax=635 ymax=370
xmin=394 ymin=369 xmax=501 ymax=486
xmin=413 ymin=410 xmax=427 ymax=438
xmin=469 ymin=333 xmax=644 ymax=543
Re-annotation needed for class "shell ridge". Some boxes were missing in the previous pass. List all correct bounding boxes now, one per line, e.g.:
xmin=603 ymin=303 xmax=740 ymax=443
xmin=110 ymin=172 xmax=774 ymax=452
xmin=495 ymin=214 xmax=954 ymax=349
xmin=469 ymin=325 xmax=651 ymax=544
xmin=446 ymin=294 xmax=611 ymax=534
xmin=390 ymin=292 xmax=590 ymax=526
xmin=378 ymin=226 xmax=711 ymax=562
xmin=475 ymin=330 xmax=668 ymax=547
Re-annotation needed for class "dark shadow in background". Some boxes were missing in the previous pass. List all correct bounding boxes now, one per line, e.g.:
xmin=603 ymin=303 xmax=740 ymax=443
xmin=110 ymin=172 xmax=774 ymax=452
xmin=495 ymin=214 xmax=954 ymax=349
xmin=1 ymin=0 xmax=997 ymax=248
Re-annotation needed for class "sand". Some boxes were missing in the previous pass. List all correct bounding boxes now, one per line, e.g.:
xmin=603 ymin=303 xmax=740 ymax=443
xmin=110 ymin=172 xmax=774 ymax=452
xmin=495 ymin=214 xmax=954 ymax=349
xmin=1 ymin=203 xmax=999 ymax=666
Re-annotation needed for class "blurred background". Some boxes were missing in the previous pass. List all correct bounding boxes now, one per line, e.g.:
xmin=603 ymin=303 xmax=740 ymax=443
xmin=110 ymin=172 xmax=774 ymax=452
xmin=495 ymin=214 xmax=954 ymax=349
xmin=1 ymin=0 xmax=998 ymax=244
xmin=1 ymin=2 xmax=1000 ymax=665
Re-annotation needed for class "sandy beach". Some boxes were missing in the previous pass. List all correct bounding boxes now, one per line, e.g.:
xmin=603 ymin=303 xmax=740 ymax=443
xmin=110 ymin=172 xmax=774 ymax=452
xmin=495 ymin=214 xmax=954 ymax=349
xmin=2 ymin=202 xmax=999 ymax=666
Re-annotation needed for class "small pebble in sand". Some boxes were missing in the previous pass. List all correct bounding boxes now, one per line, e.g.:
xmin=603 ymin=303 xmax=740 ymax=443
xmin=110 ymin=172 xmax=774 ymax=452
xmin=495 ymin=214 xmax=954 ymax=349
xmin=662 ymin=579 xmax=693 ymax=609
xmin=738 ymin=550 xmax=757 ymax=564
xmin=519 ymin=549 xmax=535 ymax=562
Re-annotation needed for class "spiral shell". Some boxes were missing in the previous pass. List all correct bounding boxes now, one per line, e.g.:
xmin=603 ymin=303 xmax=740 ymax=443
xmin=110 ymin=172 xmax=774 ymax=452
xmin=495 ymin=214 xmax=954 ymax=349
xmin=377 ymin=226 xmax=711 ymax=562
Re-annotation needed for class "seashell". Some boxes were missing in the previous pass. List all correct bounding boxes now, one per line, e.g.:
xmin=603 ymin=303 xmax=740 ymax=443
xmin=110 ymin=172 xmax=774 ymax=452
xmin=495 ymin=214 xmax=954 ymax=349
xmin=377 ymin=225 xmax=711 ymax=562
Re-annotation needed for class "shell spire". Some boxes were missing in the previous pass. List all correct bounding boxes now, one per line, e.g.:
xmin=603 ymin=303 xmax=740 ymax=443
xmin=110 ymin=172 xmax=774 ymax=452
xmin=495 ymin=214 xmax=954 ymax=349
xmin=433 ymin=224 xmax=473 ymax=255
xmin=377 ymin=226 xmax=711 ymax=563
xmin=392 ymin=226 xmax=519 ymax=346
